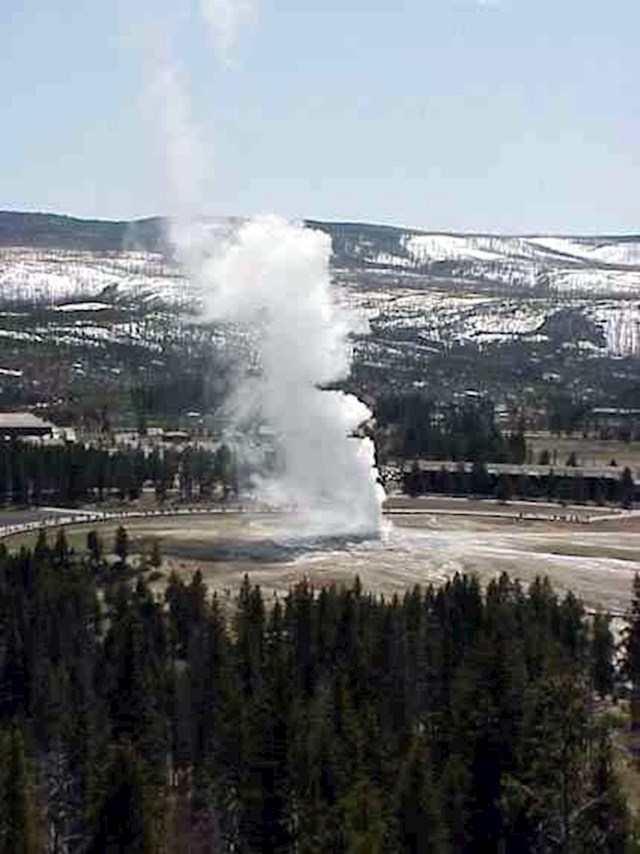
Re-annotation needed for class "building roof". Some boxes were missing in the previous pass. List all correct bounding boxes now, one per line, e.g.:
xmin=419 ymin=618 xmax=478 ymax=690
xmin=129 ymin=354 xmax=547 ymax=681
xmin=0 ymin=412 xmax=55 ymax=431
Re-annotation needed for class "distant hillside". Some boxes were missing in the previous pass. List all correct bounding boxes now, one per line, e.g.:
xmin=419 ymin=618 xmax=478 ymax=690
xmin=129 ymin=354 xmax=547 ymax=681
xmin=0 ymin=211 xmax=166 ymax=252
xmin=3 ymin=211 xmax=640 ymax=295
xmin=2 ymin=211 xmax=416 ymax=258
xmin=0 ymin=210 xmax=639 ymax=425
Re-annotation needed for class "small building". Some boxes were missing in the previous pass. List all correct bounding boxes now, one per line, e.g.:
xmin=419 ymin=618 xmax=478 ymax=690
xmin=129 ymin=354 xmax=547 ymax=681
xmin=592 ymin=407 xmax=640 ymax=435
xmin=0 ymin=412 xmax=55 ymax=439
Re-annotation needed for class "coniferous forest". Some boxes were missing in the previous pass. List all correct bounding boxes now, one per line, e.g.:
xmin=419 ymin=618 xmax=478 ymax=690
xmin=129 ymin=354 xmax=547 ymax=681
xmin=0 ymin=441 xmax=238 ymax=506
xmin=0 ymin=528 xmax=637 ymax=852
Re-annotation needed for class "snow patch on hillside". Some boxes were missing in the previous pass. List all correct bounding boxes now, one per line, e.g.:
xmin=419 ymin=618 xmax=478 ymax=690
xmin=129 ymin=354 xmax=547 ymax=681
xmin=0 ymin=249 xmax=191 ymax=304
xmin=1 ymin=228 xmax=640 ymax=360
xmin=530 ymin=238 xmax=640 ymax=267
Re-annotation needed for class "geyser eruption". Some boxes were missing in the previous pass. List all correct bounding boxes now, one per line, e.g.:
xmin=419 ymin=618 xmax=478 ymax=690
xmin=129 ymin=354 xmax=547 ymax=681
xmin=179 ymin=214 xmax=384 ymax=537
xmin=151 ymin=0 xmax=383 ymax=536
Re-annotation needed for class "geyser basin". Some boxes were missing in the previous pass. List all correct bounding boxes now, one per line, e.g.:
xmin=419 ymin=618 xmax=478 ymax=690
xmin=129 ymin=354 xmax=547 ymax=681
xmin=5 ymin=504 xmax=639 ymax=613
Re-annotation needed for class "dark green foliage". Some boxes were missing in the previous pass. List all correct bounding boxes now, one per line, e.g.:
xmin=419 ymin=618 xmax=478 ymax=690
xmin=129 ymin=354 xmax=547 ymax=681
xmin=622 ymin=573 xmax=640 ymax=690
xmin=113 ymin=526 xmax=129 ymax=566
xmin=494 ymin=472 xmax=513 ymax=503
xmin=0 ymin=439 xmax=238 ymax=508
xmin=404 ymin=464 xmax=634 ymax=506
xmin=393 ymin=735 xmax=446 ymax=853
xmin=149 ymin=539 xmax=162 ymax=569
xmin=379 ymin=394 xmax=637 ymax=507
xmin=0 ymin=530 xmax=633 ymax=851
xmin=622 ymin=571 xmax=640 ymax=762
xmin=88 ymin=740 xmax=146 ymax=853
xmin=377 ymin=395 xmax=526 ymax=464
xmin=620 ymin=467 xmax=635 ymax=509
xmin=0 ymin=725 xmax=41 ymax=852
xmin=591 ymin=612 xmax=615 ymax=698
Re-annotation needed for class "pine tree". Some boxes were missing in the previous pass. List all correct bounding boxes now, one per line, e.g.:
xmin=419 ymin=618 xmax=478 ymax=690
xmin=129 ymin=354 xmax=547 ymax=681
xmin=149 ymin=539 xmax=162 ymax=570
xmin=88 ymin=740 xmax=147 ymax=853
xmin=591 ymin=612 xmax=615 ymax=699
xmin=114 ymin=525 xmax=129 ymax=568
xmin=87 ymin=530 xmax=103 ymax=568
xmin=235 ymin=576 xmax=265 ymax=697
xmin=622 ymin=572 xmax=640 ymax=753
xmin=393 ymin=735 xmax=446 ymax=853
xmin=620 ymin=467 xmax=635 ymax=509
xmin=0 ymin=725 xmax=41 ymax=853
xmin=340 ymin=778 xmax=386 ymax=854
xmin=33 ymin=528 xmax=48 ymax=561
xmin=441 ymin=753 xmax=471 ymax=851
xmin=0 ymin=618 xmax=27 ymax=719
xmin=52 ymin=527 xmax=70 ymax=567
xmin=578 ymin=731 xmax=632 ymax=852
xmin=494 ymin=473 xmax=513 ymax=504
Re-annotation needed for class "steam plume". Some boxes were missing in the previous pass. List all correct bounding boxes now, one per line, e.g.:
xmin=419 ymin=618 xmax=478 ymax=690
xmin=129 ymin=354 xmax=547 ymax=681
xmin=180 ymin=215 xmax=384 ymax=536
xmin=200 ymin=0 xmax=256 ymax=64
xmin=152 ymin=0 xmax=384 ymax=536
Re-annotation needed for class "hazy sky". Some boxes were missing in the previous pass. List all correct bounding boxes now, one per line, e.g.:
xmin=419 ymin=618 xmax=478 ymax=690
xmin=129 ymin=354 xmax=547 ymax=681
xmin=2 ymin=0 xmax=639 ymax=233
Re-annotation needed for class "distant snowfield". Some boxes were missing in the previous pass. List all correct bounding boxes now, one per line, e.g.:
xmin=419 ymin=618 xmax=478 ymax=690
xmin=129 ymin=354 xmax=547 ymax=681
xmin=400 ymin=232 xmax=640 ymax=275
xmin=341 ymin=285 xmax=640 ymax=356
xmin=405 ymin=234 xmax=506 ymax=263
xmin=529 ymin=237 xmax=640 ymax=267
xmin=0 ymin=248 xmax=189 ymax=304
xmin=340 ymin=228 xmax=640 ymax=357
xmin=0 ymin=229 xmax=639 ymax=357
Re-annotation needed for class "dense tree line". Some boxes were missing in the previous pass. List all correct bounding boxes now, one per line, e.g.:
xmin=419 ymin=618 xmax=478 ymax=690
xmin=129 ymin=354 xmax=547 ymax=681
xmin=0 ymin=441 xmax=238 ymax=506
xmin=352 ymin=322 xmax=640 ymax=437
xmin=404 ymin=463 xmax=637 ymax=508
xmin=130 ymin=349 xmax=229 ymax=422
xmin=376 ymin=395 xmax=526 ymax=464
xmin=0 ymin=528 xmax=637 ymax=850
xmin=374 ymin=390 xmax=640 ymax=464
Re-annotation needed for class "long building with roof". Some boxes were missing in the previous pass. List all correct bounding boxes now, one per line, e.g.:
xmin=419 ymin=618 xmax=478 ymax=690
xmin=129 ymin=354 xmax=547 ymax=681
xmin=0 ymin=412 xmax=55 ymax=439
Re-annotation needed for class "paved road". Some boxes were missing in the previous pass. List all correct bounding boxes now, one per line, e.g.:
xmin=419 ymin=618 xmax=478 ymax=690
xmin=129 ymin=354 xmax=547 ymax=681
xmin=0 ymin=509 xmax=59 ymax=527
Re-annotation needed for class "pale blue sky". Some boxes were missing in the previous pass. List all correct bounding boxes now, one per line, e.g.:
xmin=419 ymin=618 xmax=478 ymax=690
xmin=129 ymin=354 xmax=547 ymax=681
xmin=2 ymin=0 xmax=639 ymax=233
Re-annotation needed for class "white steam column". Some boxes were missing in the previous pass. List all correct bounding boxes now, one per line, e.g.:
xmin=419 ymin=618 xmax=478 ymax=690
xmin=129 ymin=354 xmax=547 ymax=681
xmin=179 ymin=214 xmax=384 ymax=537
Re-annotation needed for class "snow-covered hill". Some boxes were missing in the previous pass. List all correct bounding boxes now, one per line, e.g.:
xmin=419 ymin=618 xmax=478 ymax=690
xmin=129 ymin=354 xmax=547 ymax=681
xmin=0 ymin=247 xmax=192 ymax=306
xmin=0 ymin=212 xmax=639 ymax=358
xmin=316 ymin=222 xmax=640 ymax=296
